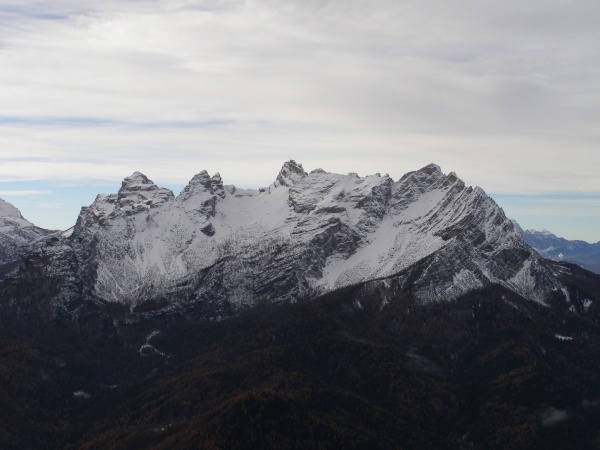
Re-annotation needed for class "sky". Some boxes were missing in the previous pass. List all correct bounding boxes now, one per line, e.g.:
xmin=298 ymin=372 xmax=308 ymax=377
xmin=0 ymin=0 xmax=599 ymax=242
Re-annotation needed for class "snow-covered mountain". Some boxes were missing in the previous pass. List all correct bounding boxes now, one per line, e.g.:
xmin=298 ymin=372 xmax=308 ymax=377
xmin=518 ymin=226 xmax=600 ymax=274
xmin=3 ymin=161 xmax=581 ymax=318
xmin=2 ymin=163 xmax=599 ymax=450
xmin=0 ymin=197 xmax=56 ymax=266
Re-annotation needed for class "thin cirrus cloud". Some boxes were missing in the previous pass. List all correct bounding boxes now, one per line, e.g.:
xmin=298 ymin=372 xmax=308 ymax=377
xmin=0 ymin=190 xmax=51 ymax=196
xmin=0 ymin=0 xmax=599 ymax=240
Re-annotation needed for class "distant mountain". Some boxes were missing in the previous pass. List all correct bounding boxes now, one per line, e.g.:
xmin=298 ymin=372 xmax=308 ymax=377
xmin=517 ymin=225 xmax=600 ymax=274
xmin=0 ymin=197 xmax=56 ymax=267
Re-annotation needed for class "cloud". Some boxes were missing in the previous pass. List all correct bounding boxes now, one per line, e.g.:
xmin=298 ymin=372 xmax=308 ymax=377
xmin=0 ymin=0 xmax=599 ymax=238
xmin=492 ymin=195 xmax=600 ymax=218
xmin=34 ymin=201 xmax=64 ymax=209
xmin=0 ymin=190 xmax=51 ymax=196
xmin=2 ymin=0 xmax=598 ymax=131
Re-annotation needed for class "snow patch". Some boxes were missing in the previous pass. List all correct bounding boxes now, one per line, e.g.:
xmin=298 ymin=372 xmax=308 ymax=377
xmin=540 ymin=406 xmax=569 ymax=427
xmin=73 ymin=390 xmax=92 ymax=399
xmin=555 ymin=334 xmax=573 ymax=341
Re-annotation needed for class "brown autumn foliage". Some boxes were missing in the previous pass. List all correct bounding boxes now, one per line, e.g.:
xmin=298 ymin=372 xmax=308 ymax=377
xmin=0 ymin=267 xmax=599 ymax=449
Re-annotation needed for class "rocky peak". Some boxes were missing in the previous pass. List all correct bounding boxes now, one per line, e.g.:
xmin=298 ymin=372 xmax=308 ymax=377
xmin=211 ymin=173 xmax=225 ymax=199
xmin=119 ymin=172 xmax=152 ymax=195
xmin=117 ymin=172 xmax=174 ymax=211
xmin=0 ymin=197 xmax=23 ymax=219
xmin=178 ymin=171 xmax=212 ymax=202
xmin=0 ymin=197 xmax=56 ymax=266
xmin=275 ymin=160 xmax=308 ymax=188
xmin=421 ymin=163 xmax=442 ymax=174
xmin=178 ymin=170 xmax=225 ymax=201
xmin=398 ymin=163 xmax=444 ymax=186
xmin=389 ymin=163 xmax=449 ymax=214
xmin=175 ymin=171 xmax=224 ymax=235
xmin=124 ymin=171 xmax=150 ymax=182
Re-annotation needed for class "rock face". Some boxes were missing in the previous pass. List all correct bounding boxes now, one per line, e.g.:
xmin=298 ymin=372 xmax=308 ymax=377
xmin=1 ymin=162 xmax=580 ymax=319
xmin=0 ymin=198 xmax=56 ymax=266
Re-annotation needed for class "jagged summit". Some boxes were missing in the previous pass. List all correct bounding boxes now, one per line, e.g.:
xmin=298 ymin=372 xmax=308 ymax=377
xmin=0 ymin=197 xmax=56 ymax=265
xmin=211 ymin=173 xmax=225 ymax=198
xmin=178 ymin=170 xmax=212 ymax=201
xmin=274 ymin=160 xmax=308 ymax=188
xmin=420 ymin=162 xmax=442 ymax=174
xmin=122 ymin=171 xmax=154 ymax=186
xmin=174 ymin=169 xmax=226 ymax=235
xmin=397 ymin=162 xmax=443 ymax=185
xmin=0 ymin=197 xmax=23 ymax=219
xmin=113 ymin=172 xmax=174 ymax=212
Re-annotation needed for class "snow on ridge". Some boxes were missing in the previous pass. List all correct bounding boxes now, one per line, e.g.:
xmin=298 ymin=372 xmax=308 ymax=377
xmin=0 ymin=197 xmax=23 ymax=219
xmin=525 ymin=228 xmax=557 ymax=237
xmin=47 ymin=161 xmax=557 ymax=307
xmin=0 ymin=197 xmax=59 ymax=265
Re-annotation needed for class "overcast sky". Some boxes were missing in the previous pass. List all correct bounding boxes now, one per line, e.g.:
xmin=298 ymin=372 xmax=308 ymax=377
xmin=1 ymin=0 xmax=599 ymax=241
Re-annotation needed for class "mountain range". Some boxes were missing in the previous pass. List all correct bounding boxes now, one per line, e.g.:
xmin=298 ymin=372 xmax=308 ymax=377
xmin=517 ymin=225 xmax=600 ymax=274
xmin=0 ymin=161 xmax=599 ymax=449
xmin=0 ymin=161 xmax=585 ymax=317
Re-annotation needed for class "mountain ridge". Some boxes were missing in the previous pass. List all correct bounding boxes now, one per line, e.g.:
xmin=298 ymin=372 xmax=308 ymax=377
xmin=0 ymin=197 xmax=57 ymax=267
xmin=0 ymin=161 xmax=589 ymax=324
